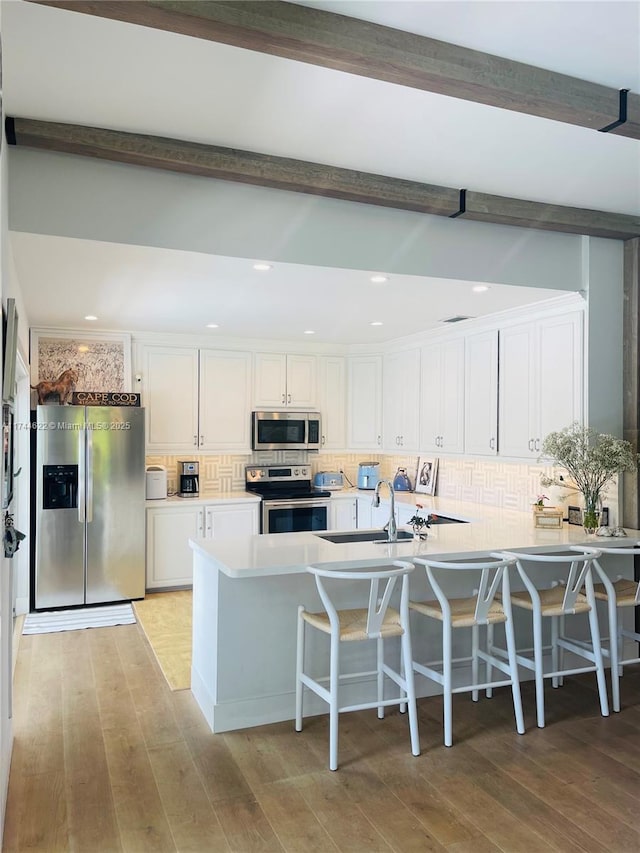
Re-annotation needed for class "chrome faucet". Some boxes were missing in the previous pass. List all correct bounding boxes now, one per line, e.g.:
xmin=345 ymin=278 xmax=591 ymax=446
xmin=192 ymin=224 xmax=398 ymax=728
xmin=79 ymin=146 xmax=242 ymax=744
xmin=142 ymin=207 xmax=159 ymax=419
xmin=372 ymin=479 xmax=397 ymax=543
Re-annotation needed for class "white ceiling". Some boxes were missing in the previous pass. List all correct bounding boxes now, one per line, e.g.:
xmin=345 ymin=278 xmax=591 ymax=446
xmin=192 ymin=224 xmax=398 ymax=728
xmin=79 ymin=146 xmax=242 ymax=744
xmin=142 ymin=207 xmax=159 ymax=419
xmin=3 ymin=0 xmax=638 ymax=343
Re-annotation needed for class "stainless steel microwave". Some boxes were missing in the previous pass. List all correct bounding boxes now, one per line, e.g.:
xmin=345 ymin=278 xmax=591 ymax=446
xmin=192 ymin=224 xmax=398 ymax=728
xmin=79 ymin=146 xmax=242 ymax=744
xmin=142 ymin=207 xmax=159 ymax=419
xmin=252 ymin=411 xmax=321 ymax=451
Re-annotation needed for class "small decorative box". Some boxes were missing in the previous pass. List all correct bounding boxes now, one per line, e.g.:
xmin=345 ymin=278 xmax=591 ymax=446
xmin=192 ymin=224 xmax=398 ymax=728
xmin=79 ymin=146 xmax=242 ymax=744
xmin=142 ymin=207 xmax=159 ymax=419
xmin=532 ymin=507 xmax=563 ymax=528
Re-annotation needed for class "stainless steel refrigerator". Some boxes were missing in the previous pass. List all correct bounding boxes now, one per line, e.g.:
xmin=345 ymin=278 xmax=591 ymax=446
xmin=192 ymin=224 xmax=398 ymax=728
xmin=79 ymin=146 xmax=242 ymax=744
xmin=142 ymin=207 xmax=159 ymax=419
xmin=34 ymin=405 xmax=145 ymax=609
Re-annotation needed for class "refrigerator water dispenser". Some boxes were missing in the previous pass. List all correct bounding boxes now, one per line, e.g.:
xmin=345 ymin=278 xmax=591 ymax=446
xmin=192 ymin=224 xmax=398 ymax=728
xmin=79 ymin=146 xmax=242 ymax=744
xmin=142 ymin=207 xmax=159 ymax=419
xmin=43 ymin=465 xmax=78 ymax=510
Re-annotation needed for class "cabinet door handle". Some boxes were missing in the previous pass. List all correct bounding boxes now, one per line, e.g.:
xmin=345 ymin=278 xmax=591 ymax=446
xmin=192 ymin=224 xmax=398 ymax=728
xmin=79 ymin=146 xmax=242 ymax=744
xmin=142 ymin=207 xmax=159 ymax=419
xmin=288 ymin=393 xmax=292 ymax=404
xmin=400 ymin=436 xmax=404 ymax=446
xmin=199 ymin=435 xmax=204 ymax=446
xmin=528 ymin=438 xmax=534 ymax=451
xmin=377 ymin=435 xmax=381 ymax=445
xmin=197 ymin=510 xmax=204 ymax=536
xmin=534 ymin=438 xmax=540 ymax=452
xmin=489 ymin=437 xmax=495 ymax=450
xmin=206 ymin=510 xmax=212 ymax=534
xmin=282 ymin=393 xmax=286 ymax=405
xmin=322 ymin=435 xmax=326 ymax=445
xmin=193 ymin=434 xmax=198 ymax=446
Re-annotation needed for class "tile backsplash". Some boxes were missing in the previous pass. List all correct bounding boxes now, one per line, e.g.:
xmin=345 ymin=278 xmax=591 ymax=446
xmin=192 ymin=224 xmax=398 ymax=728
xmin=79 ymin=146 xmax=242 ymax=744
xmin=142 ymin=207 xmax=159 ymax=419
xmin=146 ymin=452 xmax=619 ymax=522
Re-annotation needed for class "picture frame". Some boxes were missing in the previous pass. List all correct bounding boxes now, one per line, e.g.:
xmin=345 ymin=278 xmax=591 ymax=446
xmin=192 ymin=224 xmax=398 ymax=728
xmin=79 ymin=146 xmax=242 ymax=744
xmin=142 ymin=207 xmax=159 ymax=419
xmin=415 ymin=456 xmax=438 ymax=495
xmin=567 ymin=506 xmax=582 ymax=526
xmin=30 ymin=329 xmax=132 ymax=406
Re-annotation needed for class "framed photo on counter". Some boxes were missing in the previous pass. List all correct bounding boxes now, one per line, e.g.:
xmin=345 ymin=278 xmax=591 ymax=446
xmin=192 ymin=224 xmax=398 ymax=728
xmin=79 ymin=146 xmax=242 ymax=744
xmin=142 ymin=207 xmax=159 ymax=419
xmin=415 ymin=456 xmax=438 ymax=495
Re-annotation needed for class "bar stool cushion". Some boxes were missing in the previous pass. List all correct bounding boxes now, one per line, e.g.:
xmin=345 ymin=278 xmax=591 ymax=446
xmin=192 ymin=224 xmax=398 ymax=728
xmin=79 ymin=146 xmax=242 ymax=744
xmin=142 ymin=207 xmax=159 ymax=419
xmin=410 ymin=596 xmax=507 ymax=627
xmin=593 ymin=578 xmax=637 ymax=606
xmin=510 ymin=587 xmax=590 ymax=616
xmin=301 ymin=606 xmax=404 ymax=641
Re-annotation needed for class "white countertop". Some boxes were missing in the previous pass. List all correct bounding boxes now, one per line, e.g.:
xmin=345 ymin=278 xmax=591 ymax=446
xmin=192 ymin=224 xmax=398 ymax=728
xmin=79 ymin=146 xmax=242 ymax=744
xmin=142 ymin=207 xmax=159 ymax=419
xmin=146 ymin=490 xmax=261 ymax=508
xmin=189 ymin=496 xmax=639 ymax=578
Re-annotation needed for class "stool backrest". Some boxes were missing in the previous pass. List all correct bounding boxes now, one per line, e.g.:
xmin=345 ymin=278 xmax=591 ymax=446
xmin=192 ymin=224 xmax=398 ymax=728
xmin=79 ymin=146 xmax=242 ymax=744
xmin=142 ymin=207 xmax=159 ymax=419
xmin=413 ymin=555 xmax=517 ymax=624
xmin=499 ymin=548 xmax=602 ymax=612
xmin=575 ymin=542 xmax=640 ymax=605
xmin=307 ymin=561 xmax=414 ymax=639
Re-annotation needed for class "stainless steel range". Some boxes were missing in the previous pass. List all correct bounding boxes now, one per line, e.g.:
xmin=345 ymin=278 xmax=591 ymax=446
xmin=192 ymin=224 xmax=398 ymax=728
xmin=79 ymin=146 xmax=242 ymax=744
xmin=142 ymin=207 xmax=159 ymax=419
xmin=245 ymin=464 xmax=331 ymax=533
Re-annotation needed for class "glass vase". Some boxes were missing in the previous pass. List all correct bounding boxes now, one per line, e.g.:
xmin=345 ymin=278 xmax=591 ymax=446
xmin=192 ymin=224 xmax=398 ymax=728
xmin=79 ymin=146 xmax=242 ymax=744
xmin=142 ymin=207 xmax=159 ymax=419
xmin=582 ymin=495 xmax=601 ymax=535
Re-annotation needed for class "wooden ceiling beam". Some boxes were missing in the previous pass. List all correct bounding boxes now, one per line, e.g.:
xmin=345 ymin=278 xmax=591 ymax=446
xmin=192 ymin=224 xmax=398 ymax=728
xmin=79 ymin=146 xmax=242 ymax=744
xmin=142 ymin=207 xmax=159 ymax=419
xmin=7 ymin=117 xmax=640 ymax=240
xmin=28 ymin=0 xmax=640 ymax=140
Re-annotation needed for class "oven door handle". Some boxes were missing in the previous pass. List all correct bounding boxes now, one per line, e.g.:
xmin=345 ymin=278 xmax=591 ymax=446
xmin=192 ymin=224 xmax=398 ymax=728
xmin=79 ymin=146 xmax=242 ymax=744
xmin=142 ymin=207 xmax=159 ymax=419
xmin=263 ymin=499 xmax=330 ymax=508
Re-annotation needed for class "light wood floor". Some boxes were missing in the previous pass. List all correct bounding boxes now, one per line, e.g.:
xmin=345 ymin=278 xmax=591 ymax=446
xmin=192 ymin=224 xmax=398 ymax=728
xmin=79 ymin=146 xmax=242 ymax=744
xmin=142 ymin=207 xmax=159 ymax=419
xmin=4 ymin=621 xmax=640 ymax=852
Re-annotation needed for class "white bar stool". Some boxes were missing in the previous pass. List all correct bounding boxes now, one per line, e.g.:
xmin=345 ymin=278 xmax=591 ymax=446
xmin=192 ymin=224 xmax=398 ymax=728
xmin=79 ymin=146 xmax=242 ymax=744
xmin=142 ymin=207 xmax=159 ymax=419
xmin=493 ymin=548 xmax=609 ymax=728
xmin=410 ymin=554 xmax=525 ymax=747
xmin=573 ymin=543 xmax=640 ymax=712
xmin=295 ymin=560 xmax=420 ymax=771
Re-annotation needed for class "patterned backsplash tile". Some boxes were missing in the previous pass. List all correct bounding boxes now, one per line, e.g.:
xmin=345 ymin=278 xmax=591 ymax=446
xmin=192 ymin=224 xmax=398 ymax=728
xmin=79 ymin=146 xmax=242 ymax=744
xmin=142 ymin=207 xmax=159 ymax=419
xmin=146 ymin=451 xmax=619 ymax=521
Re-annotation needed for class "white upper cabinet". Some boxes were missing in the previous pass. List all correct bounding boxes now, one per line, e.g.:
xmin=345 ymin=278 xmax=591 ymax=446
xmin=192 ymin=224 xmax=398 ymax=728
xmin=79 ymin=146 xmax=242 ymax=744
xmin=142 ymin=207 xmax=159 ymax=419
xmin=199 ymin=350 xmax=252 ymax=451
xmin=254 ymin=353 xmax=317 ymax=408
xmin=347 ymin=355 xmax=383 ymax=450
xmin=317 ymin=356 xmax=347 ymax=450
xmin=143 ymin=346 xmax=199 ymax=452
xmin=464 ymin=330 xmax=498 ymax=456
xmin=499 ymin=311 xmax=583 ymax=459
xmin=420 ymin=338 xmax=465 ymax=454
xmin=382 ymin=348 xmax=421 ymax=452
xmin=142 ymin=345 xmax=252 ymax=453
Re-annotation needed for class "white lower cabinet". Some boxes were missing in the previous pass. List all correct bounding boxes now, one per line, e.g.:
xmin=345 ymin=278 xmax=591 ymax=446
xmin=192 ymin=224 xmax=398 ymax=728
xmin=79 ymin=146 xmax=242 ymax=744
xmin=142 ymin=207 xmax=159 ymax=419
xmin=146 ymin=501 xmax=258 ymax=589
xmin=356 ymin=495 xmax=394 ymax=529
xmin=329 ymin=497 xmax=357 ymax=530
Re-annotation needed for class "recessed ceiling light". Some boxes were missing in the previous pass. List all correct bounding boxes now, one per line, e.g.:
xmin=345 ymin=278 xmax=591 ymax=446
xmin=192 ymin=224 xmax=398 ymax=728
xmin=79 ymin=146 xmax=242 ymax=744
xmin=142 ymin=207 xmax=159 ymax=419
xmin=206 ymin=323 xmax=219 ymax=329
xmin=253 ymin=262 xmax=272 ymax=271
xmin=370 ymin=321 xmax=383 ymax=326
xmin=84 ymin=315 xmax=98 ymax=321
xmin=370 ymin=275 xmax=388 ymax=284
xmin=472 ymin=285 xmax=490 ymax=293
xmin=303 ymin=330 xmax=315 ymax=335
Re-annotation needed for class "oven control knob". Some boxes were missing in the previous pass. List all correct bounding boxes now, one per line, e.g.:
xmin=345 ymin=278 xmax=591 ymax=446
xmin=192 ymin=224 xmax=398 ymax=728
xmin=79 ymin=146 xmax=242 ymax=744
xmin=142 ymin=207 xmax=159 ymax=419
xmin=293 ymin=468 xmax=299 ymax=475
xmin=301 ymin=467 xmax=308 ymax=476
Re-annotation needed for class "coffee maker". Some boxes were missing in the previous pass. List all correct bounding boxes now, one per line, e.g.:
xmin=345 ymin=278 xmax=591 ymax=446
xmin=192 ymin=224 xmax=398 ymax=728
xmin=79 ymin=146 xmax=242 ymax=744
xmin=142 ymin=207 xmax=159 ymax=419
xmin=177 ymin=461 xmax=199 ymax=498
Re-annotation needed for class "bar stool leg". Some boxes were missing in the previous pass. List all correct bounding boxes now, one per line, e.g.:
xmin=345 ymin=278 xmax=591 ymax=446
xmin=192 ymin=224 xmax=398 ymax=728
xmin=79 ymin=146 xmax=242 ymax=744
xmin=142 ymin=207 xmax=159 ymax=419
xmin=485 ymin=623 xmax=494 ymax=698
xmin=377 ymin=637 xmax=385 ymax=719
xmin=504 ymin=605 xmax=525 ymax=735
xmin=400 ymin=625 xmax=421 ymax=757
xmin=607 ymin=595 xmax=621 ymax=712
xmin=551 ymin=616 xmax=559 ymax=688
xmin=471 ymin=624 xmax=479 ymax=702
xmin=443 ymin=622 xmax=453 ymax=747
xmin=329 ymin=634 xmax=340 ymax=771
xmin=295 ymin=606 xmax=305 ymax=732
xmin=587 ymin=601 xmax=610 ymax=718
xmin=558 ymin=615 xmax=565 ymax=686
xmin=532 ymin=610 xmax=545 ymax=728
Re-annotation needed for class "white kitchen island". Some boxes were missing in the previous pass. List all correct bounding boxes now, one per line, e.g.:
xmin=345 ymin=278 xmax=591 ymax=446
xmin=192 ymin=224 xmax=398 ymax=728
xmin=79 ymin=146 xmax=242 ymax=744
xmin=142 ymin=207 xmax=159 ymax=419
xmin=189 ymin=497 xmax=639 ymax=733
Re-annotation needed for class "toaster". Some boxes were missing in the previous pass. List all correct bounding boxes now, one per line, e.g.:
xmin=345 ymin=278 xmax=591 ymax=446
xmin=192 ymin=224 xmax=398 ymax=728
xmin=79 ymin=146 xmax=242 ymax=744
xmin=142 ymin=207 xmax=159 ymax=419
xmin=313 ymin=471 xmax=344 ymax=490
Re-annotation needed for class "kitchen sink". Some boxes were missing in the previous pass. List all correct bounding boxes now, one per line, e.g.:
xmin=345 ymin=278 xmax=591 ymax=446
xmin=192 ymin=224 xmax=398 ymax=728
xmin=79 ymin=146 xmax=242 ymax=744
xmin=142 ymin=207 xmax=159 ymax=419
xmin=316 ymin=530 xmax=415 ymax=544
xmin=316 ymin=516 xmax=468 ymax=545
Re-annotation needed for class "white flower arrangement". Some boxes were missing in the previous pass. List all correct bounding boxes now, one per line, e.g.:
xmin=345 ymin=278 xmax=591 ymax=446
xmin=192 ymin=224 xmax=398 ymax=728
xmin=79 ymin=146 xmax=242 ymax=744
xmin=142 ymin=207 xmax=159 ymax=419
xmin=539 ymin=422 xmax=639 ymax=527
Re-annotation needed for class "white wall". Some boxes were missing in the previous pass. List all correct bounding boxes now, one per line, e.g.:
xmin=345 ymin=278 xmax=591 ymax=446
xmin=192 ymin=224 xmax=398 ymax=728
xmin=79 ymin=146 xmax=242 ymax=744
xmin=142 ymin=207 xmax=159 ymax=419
xmin=7 ymin=147 xmax=625 ymax=436
xmin=0 ymin=0 xmax=15 ymax=833
xmin=9 ymin=148 xmax=584 ymax=290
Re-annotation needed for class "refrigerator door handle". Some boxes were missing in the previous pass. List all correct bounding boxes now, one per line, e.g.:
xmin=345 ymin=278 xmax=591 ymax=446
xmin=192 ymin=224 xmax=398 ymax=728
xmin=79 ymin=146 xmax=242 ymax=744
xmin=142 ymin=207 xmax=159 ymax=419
xmin=78 ymin=428 xmax=86 ymax=522
xmin=86 ymin=427 xmax=94 ymax=523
